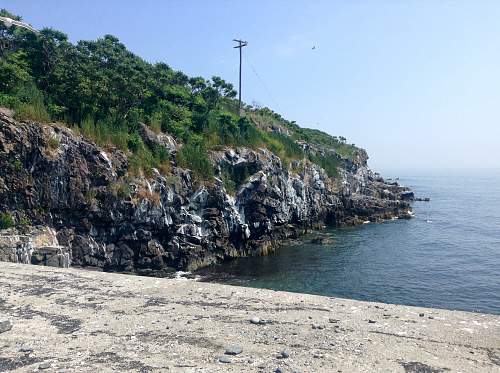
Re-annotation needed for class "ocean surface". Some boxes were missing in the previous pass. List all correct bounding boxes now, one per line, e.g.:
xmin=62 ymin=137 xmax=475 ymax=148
xmin=198 ymin=170 xmax=500 ymax=315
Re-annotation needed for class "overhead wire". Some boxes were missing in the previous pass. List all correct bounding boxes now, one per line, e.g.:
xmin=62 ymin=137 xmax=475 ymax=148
xmin=245 ymin=52 xmax=281 ymax=112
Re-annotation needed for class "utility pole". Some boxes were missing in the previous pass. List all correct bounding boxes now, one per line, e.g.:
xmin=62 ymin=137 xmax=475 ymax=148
xmin=233 ymin=39 xmax=247 ymax=116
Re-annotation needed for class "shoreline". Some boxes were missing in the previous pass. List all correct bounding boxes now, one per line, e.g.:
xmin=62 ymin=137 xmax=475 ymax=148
xmin=0 ymin=262 xmax=499 ymax=372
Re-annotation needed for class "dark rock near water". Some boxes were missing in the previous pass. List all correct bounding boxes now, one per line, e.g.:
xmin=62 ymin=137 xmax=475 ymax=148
xmin=400 ymin=191 xmax=415 ymax=200
xmin=415 ymin=197 xmax=431 ymax=202
xmin=310 ymin=235 xmax=333 ymax=245
xmin=0 ymin=112 xmax=413 ymax=272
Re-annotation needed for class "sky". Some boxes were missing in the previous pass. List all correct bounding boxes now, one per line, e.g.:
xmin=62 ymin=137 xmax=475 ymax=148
xmin=3 ymin=0 xmax=500 ymax=171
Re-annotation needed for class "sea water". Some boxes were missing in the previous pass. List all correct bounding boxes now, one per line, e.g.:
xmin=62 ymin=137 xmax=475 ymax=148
xmin=199 ymin=170 xmax=500 ymax=315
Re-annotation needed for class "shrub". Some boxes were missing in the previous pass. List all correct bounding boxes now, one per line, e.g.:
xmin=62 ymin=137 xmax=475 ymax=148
xmin=220 ymin=170 xmax=236 ymax=195
xmin=110 ymin=182 xmax=131 ymax=199
xmin=12 ymin=159 xmax=23 ymax=171
xmin=127 ymin=133 xmax=142 ymax=153
xmin=149 ymin=117 xmax=162 ymax=134
xmin=176 ymin=139 xmax=213 ymax=180
xmin=84 ymin=189 xmax=97 ymax=204
xmin=13 ymin=84 xmax=51 ymax=123
xmin=0 ymin=212 xmax=14 ymax=229
xmin=128 ymin=146 xmax=153 ymax=176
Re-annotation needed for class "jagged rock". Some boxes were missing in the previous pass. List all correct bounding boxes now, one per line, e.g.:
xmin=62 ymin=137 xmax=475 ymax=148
xmin=0 ymin=226 xmax=70 ymax=268
xmin=0 ymin=113 xmax=412 ymax=272
xmin=138 ymin=122 xmax=178 ymax=154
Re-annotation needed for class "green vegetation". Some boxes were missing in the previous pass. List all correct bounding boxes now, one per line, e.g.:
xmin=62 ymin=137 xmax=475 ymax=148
xmin=220 ymin=164 xmax=256 ymax=195
xmin=308 ymin=153 xmax=340 ymax=178
xmin=0 ymin=212 xmax=14 ymax=229
xmin=12 ymin=159 xmax=23 ymax=171
xmin=110 ymin=181 xmax=132 ymax=199
xmin=0 ymin=9 xmax=362 ymax=180
xmin=176 ymin=138 xmax=213 ymax=180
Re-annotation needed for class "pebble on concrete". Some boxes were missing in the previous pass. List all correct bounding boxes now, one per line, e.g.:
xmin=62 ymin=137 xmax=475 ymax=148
xmin=218 ymin=356 xmax=232 ymax=364
xmin=280 ymin=350 xmax=290 ymax=359
xmin=225 ymin=345 xmax=243 ymax=355
xmin=250 ymin=317 xmax=261 ymax=324
xmin=38 ymin=362 xmax=52 ymax=370
xmin=0 ymin=319 xmax=12 ymax=333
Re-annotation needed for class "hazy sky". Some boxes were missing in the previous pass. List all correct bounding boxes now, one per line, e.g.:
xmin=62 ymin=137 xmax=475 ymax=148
xmin=4 ymin=1 xmax=500 ymax=171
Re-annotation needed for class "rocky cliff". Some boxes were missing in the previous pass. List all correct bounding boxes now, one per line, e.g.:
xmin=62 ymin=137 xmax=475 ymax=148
xmin=0 ymin=111 xmax=413 ymax=273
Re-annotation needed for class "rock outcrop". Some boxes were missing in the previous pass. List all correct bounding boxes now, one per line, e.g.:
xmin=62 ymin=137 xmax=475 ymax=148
xmin=0 ymin=226 xmax=70 ymax=267
xmin=0 ymin=112 xmax=412 ymax=273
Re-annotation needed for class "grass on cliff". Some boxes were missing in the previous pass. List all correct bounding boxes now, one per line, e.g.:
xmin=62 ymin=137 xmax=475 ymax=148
xmin=0 ymin=212 xmax=14 ymax=229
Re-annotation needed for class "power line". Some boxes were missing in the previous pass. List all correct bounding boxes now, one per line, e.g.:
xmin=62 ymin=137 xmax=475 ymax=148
xmin=246 ymin=54 xmax=281 ymax=112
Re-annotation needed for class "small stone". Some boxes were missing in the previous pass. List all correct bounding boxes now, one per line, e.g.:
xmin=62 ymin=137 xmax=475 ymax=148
xmin=280 ymin=350 xmax=290 ymax=359
xmin=0 ymin=320 xmax=12 ymax=334
xmin=312 ymin=323 xmax=324 ymax=330
xmin=419 ymin=313 xmax=425 ymax=317
xmin=368 ymin=319 xmax=376 ymax=324
xmin=19 ymin=346 xmax=33 ymax=353
xmin=225 ymin=345 xmax=243 ymax=355
xmin=275 ymin=368 xmax=284 ymax=373
xmin=250 ymin=317 xmax=261 ymax=325
xmin=428 ymin=316 xmax=434 ymax=319
xmin=218 ymin=356 xmax=231 ymax=364
xmin=329 ymin=318 xmax=339 ymax=323
xmin=39 ymin=362 xmax=51 ymax=370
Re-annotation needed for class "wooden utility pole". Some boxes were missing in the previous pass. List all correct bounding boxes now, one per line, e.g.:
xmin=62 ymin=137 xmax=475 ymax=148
xmin=233 ymin=39 xmax=248 ymax=116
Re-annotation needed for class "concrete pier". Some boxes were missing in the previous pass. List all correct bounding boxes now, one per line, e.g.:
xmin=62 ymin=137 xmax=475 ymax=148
xmin=0 ymin=262 xmax=499 ymax=372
